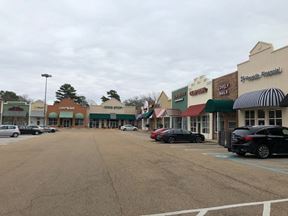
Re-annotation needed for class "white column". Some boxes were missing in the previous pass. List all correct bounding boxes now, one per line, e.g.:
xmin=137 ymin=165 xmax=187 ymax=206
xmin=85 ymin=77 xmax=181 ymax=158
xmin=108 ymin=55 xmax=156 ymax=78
xmin=187 ymin=116 xmax=191 ymax=131
xmin=169 ymin=117 xmax=173 ymax=128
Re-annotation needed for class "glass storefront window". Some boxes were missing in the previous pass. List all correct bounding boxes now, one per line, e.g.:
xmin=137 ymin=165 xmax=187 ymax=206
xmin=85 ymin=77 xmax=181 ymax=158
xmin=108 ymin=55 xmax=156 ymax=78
xmin=269 ymin=110 xmax=282 ymax=126
xmin=190 ymin=117 xmax=197 ymax=132
xmin=48 ymin=118 xmax=57 ymax=126
xmin=257 ymin=110 xmax=265 ymax=125
xmin=75 ymin=119 xmax=83 ymax=126
xmin=245 ymin=110 xmax=255 ymax=126
xmin=202 ymin=114 xmax=209 ymax=134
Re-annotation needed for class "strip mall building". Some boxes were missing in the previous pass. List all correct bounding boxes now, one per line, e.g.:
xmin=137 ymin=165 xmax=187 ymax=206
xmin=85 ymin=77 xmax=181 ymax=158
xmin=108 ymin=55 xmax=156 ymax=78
xmin=234 ymin=41 xmax=288 ymax=127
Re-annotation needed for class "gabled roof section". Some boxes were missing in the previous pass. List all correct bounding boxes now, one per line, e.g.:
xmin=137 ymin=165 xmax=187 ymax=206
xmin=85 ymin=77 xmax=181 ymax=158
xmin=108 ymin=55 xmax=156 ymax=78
xmin=249 ymin=41 xmax=273 ymax=56
xmin=156 ymin=91 xmax=169 ymax=104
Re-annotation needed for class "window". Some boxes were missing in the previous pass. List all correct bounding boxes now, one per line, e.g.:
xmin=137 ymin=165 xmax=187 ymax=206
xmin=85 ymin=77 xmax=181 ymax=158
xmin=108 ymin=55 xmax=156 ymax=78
xmin=202 ymin=114 xmax=210 ymax=134
xmin=190 ymin=117 xmax=197 ymax=132
xmin=269 ymin=110 xmax=282 ymax=126
xmin=267 ymin=128 xmax=283 ymax=136
xmin=245 ymin=110 xmax=255 ymax=126
xmin=48 ymin=118 xmax=57 ymax=126
xmin=75 ymin=119 xmax=83 ymax=126
xmin=257 ymin=110 xmax=265 ymax=125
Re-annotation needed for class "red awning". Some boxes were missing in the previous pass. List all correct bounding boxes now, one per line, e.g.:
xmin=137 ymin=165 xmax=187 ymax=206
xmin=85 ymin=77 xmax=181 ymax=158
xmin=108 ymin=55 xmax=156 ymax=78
xmin=181 ymin=104 xmax=206 ymax=117
xmin=153 ymin=108 xmax=166 ymax=118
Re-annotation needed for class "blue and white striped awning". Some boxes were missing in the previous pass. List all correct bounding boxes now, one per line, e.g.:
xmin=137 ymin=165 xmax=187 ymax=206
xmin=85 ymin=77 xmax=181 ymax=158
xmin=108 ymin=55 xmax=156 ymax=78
xmin=233 ymin=88 xmax=285 ymax=109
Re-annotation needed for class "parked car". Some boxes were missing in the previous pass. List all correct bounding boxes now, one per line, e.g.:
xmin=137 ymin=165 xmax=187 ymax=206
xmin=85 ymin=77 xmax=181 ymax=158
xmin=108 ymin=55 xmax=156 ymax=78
xmin=161 ymin=129 xmax=205 ymax=143
xmin=150 ymin=128 xmax=168 ymax=140
xmin=40 ymin=125 xmax=57 ymax=133
xmin=0 ymin=125 xmax=20 ymax=137
xmin=120 ymin=125 xmax=138 ymax=131
xmin=19 ymin=125 xmax=44 ymax=135
xmin=230 ymin=125 xmax=288 ymax=159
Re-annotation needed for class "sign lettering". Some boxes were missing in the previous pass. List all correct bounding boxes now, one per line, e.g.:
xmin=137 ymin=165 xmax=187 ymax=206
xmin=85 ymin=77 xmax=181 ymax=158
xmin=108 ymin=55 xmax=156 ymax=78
xmin=241 ymin=68 xmax=282 ymax=83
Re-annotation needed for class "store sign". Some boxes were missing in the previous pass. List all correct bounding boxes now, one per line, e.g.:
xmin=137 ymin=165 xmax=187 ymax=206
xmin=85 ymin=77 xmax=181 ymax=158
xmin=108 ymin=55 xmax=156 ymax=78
xmin=241 ymin=68 xmax=282 ymax=83
xmin=174 ymin=92 xmax=186 ymax=102
xmin=60 ymin=106 xmax=75 ymax=110
xmin=104 ymin=106 xmax=123 ymax=109
xmin=190 ymin=87 xmax=208 ymax=96
xmin=218 ymin=83 xmax=230 ymax=96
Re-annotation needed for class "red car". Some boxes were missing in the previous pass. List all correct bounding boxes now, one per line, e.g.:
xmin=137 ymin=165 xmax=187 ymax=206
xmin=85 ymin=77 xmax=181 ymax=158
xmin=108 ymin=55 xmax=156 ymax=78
xmin=150 ymin=128 xmax=167 ymax=140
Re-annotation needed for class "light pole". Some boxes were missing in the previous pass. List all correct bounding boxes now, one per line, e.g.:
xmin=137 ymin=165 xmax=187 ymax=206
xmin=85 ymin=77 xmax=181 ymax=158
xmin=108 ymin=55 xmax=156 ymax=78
xmin=41 ymin=74 xmax=52 ymax=126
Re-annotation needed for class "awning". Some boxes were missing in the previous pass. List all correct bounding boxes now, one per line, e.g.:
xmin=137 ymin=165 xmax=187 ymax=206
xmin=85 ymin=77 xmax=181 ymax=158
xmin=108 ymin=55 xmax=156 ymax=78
xmin=48 ymin=112 xmax=58 ymax=118
xmin=89 ymin=114 xmax=110 ymax=120
xmin=59 ymin=111 xmax=73 ymax=118
xmin=75 ymin=113 xmax=84 ymax=119
xmin=136 ymin=114 xmax=143 ymax=120
xmin=116 ymin=114 xmax=136 ymax=120
xmin=153 ymin=108 xmax=166 ymax=118
xmin=205 ymin=99 xmax=235 ymax=113
xmin=280 ymin=94 xmax=288 ymax=107
xmin=142 ymin=110 xmax=154 ymax=119
xmin=233 ymin=88 xmax=285 ymax=109
xmin=181 ymin=104 xmax=205 ymax=117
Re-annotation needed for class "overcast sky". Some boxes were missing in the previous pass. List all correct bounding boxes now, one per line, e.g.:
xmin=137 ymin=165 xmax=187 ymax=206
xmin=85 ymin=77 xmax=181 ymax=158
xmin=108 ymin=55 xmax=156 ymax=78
xmin=0 ymin=0 xmax=288 ymax=104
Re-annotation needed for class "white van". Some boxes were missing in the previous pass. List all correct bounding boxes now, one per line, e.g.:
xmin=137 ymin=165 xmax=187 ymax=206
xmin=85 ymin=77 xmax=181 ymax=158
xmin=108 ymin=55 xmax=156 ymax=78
xmin=0 ymin=125 xmax=21 ymax=137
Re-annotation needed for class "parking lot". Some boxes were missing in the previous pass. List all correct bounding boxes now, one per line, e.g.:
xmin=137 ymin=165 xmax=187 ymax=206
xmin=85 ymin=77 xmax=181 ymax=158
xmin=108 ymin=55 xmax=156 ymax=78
xmin=0 ymin=129 xmax=288 ymax=216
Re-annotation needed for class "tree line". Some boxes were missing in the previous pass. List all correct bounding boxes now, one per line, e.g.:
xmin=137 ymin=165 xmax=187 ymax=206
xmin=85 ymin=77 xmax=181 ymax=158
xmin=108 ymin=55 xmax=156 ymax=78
xmin=1 ymin=84 xmax=158 ymax=110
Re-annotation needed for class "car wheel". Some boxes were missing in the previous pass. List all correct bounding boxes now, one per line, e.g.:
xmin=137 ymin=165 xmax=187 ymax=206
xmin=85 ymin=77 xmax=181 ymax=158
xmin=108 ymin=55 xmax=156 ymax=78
xmin=133 ymin=128 xmax=137 ymax=131
xmin=168 ymin=137 xmax=175 ymax=144
xmin=123 ymin=128 xmax=126 ymax=131
xmin=195 ymin=136 xmax=203 ymax=143
xmin=256 ymin=145 xmax=270 ymax=159
xmin=34 ymin=131 xmax=39 ymax=135
xmin=11 ymin=133 xmax=19 ymax=138
xmin=236 ymin=151 xmax=246 ymax=157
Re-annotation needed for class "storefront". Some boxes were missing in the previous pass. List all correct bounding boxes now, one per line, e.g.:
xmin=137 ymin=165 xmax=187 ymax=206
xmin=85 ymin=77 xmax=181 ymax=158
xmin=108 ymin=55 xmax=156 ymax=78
xmin=89 ymin=98 xmax=136 ymax=128
xmin=171 ymin=86 xmax=188 ymax=129
xmin=47 ymin=98 xmax=88 ymax=128
xmin=29 ymin=100 xmax=45 ymax=126
xmin=183 ymin=75 xmax=213 ymax=139
xmin=205 ymin=72 xmax=238 ymax=140
xmin=235 ymin=41 xmax=288 ymax=127
xmin=150 ymin=91 xmax=171 ymax=129
xmin=2 ymin=101 xmax=29 ymax=125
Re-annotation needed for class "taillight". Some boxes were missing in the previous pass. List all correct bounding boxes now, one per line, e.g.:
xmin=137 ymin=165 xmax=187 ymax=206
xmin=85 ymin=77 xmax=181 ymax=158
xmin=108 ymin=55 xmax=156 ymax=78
xmin=243 ymin=136 xmax=253 ymax=142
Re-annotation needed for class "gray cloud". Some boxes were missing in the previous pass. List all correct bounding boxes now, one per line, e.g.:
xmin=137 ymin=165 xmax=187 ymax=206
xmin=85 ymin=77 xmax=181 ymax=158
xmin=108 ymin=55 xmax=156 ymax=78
xmin=1 ymin=0 xmax=288 ymax=104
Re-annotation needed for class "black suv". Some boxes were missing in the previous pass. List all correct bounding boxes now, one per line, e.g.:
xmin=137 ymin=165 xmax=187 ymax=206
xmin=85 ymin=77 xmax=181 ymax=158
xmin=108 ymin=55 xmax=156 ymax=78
xmin=229 ymin=126 xmax=288 ymax=159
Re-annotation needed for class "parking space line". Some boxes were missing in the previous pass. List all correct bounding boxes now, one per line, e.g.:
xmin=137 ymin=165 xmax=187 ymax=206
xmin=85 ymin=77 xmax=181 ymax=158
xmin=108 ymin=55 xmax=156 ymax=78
xmin=141 ymin=198 xmax=288 ymax=216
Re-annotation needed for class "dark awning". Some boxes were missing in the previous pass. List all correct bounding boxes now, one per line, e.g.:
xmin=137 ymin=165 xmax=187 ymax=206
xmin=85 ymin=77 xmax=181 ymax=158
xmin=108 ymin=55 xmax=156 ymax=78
xmin=116 ymin=114 xmax=136 ymax=120
xmin=181 ymin=104 xmax=205 ymax=117
xmin=205 ymin=99 xmax=235 ymax=113
xmin=233 ymin=88 xmax=285 ymax=109
xmin=89 ymin=114 xmax=110 ymax=119
xmin=280 ymin=94 xmax=288 ymax=107
xmin=142 ymin=110 xmax=154 ymax=119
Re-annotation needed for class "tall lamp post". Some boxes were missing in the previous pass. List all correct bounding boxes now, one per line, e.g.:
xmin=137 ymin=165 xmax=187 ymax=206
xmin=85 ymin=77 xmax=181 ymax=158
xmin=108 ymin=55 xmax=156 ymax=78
xmin=41 ymin=74 xmax=52 ymax=126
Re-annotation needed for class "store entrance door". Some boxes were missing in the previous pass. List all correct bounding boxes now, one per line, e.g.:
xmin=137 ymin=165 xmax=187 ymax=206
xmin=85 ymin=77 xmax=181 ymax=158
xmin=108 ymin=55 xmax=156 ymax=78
xmin=110 ymin=120 xmax=118 ymax=128
xmin=63 ymin=119 xmax=72 ymax=128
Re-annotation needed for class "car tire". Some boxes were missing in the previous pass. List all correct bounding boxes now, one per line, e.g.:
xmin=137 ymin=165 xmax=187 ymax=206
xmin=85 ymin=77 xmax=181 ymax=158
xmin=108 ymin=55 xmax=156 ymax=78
xmin=34 ymin=131 xmax=39 ymax=135
xmin=133 ymin=128 xmax=137 ymax=131
xmin=168 ymin=137 xmax=175 ymax=144
xmin=195 ymin=136 xmax=203 ymax=143
xmin=11 ymin=133 xmax=19 ymax=138
xmin=256 ymin=145 xmax=270 ymax=159
xmin=236 ymin=151 xmax=246 ymax=157
xmin=123 ymin=128 xmax=126 ymax=131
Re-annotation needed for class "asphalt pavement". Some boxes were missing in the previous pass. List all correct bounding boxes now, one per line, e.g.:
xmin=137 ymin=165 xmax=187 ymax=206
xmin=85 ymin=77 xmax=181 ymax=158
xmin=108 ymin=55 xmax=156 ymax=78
xmin=0 ymin=129 xmax=288 ymax=216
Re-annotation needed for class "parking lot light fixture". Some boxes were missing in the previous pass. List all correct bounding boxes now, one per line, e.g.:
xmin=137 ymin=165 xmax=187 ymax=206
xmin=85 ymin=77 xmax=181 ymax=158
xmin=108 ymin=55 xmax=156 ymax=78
xmin=41 ymin=74 xmax=52 ymax=126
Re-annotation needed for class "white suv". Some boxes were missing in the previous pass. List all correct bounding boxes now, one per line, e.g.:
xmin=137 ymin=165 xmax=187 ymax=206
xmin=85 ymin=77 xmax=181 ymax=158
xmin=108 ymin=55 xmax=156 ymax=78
xmin=0 ymin=125 xmax=21 ymax=137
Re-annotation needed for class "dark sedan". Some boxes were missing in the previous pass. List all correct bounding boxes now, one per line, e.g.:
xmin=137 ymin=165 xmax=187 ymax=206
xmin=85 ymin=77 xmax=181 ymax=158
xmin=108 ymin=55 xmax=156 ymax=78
xmin=230 ymin=125 xmax=288 ymax=159
xmin=19 ymin=126 xmax=44 ymax=135
xmin=161 ymin=129 xmax=205 ymax=143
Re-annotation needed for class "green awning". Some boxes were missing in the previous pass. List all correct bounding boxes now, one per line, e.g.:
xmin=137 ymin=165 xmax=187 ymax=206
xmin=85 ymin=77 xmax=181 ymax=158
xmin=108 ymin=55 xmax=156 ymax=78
xmin=205 ymin=99 xmax=235 ymax=113
xmin=48 ymin=112 xmax=58 ymax=118
xmin=59 ymin=111 xmax=73 ymax=118
xmin=142 ymin=110 xmax=154 ymax=119
xmin=89 ymin=113 xmax=110 ymax=120
xmin=116 ymin=114 xmax=136 ymax=120
xmin=75 ymin=113 xmax=84 ymax=119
